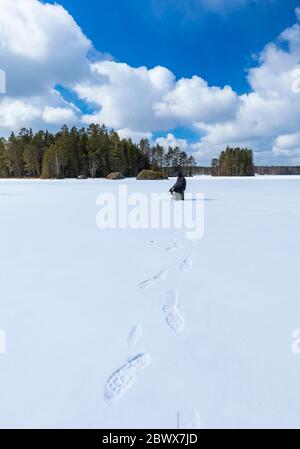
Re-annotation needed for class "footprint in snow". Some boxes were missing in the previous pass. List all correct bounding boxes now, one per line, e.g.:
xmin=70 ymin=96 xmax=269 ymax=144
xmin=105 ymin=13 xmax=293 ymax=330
xmin=180 ymin=255 xmax=193 ymax=272
xmin=128 ymin=353 xmax=151 ymax=370
xmin=163 ymin=290 xmax=184 ymax=334
xmin=127 ymin=324 xmax=143 ymax=349
xmin=177 ymin=409 xmax=201 ymax=429
xmin=139 ymin=268 xmax=168 ymax=290
xmin=166 ymin=239 xmax=183 ymax=252
xmin=104 ymin=353 xmax=151 ymax=403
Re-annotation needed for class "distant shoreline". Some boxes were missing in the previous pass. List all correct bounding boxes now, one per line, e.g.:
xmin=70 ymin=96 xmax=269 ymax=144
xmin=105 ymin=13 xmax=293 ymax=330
xmin=1 ymin=172 xmax=300 ymax=181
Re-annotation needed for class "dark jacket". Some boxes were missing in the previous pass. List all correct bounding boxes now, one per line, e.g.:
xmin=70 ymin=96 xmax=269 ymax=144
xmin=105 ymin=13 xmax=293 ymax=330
xmin=170 ymin=176 xmax=186 ymax=194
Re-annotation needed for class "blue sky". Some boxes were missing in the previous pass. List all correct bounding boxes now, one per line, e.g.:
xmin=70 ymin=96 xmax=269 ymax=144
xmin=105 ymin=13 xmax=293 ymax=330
xmin=51 ymin=0 xmax=299 ymax=93
xmin=1 ymin=0 xmax=300 ymax=164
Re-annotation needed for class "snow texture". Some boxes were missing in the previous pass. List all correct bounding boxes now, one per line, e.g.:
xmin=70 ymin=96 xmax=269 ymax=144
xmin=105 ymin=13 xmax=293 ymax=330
xmin=0 ymin=176 xmax=300 ymax=428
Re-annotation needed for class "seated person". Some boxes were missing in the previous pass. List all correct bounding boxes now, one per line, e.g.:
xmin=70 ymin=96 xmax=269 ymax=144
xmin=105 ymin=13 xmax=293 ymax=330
xmin=169 ymin=170 xmax=186 ymax=201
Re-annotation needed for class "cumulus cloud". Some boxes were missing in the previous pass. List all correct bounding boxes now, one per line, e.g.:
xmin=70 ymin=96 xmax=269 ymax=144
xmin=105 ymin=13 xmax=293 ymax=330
xmin=155 ymin=133 xmax=189 ymax=150
xmin=76 ymin=61 xmax=175 ymax=131
xmin=0 ymin=97 xmax=40 ymax=129
xmin=0 ymin=90 xmax=80 ymax=135
xmin=0 ymin=0 xmax=92 ymax=97
xmin=117 ymin=128 xmax=153 ymax=143
xmin=76 ymin=62 xmax=238 ymax=133
xmin=155 ymin=76 xmax=239 ymax=125
xmin=0 ymin=0 xmax=90 ymax=135
xmin=272 ymin=132 xmax=300 ymax=164
xmin=42 ymin=106 xmax=78 ymax=125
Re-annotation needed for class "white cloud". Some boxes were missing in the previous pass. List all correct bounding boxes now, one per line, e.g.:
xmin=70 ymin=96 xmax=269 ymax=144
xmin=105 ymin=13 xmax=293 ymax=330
xmin=0 ymin=97 xmax=40 ymax=129
xmin=155 ymin=133 xmax=189 ymax=150
xmin=0 ymin=90 xmax=80 ymax=135
xmin=76 ymin=62 xmax=238 ymax=133
xmin=42 ymin=106 xmax=78 ymax=125
xmin=117 ymin=128 xmax=153 ymax=143
xmin=77 ymin=61 xmax=175 ymax=131
xmin=272 ymin=132 xmax=300 ymax=164
xmin=0 ymin=0 xmax=92 ymax=97
xmin=0 ymin=0 xmax=89 ymax=135
xmin=155 ymin=76 xmax=239 ymax=125
xmin=275 ymin=132 xmax=300 ymax=151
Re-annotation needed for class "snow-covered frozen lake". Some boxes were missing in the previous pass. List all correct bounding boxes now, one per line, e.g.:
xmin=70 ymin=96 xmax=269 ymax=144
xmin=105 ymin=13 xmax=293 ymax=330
xmin=0 ymin=176 xmax=300 ymax=429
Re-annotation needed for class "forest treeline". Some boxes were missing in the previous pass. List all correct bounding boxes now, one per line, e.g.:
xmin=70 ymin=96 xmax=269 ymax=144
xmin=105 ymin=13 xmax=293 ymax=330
xmin=0 ymin=124 xmax=197 ymax=179
xmin=194 ymin=166 xmax=300 ymax=176
xmin=255 ymin=166 xmax=300 ymax=175
xmin=1 ymin=128 xmax=298 ymax=179
xmin=211 ymin=147 xmax=255 ymax=176
xmin=210 ymin=147 xmax=300 ymax=176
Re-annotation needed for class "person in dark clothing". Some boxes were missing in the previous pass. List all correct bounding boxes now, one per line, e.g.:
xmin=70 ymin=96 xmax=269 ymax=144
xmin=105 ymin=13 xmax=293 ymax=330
xmin=169 ymin=170 xmax=186 ymax=201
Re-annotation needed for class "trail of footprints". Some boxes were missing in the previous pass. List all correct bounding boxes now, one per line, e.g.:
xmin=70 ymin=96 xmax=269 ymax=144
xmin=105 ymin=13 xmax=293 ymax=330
xmin=180 ymin=254 xmax=193 ymax=272
xmin=104 ymin=228 xmax=199 ymax=426
xmin=166 ymin=238 xmax=183 ymax=252
xmin=139 ymin=253 xmax=193 ymax=291
xmin=127 ymin=324 xmax=143 ymax=349
xmin=139 ymin=268 xmax=168 ymax=291
xmin=163 ymin=290 xmax=185 ymax=334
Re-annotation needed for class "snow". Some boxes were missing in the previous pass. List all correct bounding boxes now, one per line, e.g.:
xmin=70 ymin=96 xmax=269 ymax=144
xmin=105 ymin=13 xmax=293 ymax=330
xmin=0 ymin=176 xmax=300 ymax=429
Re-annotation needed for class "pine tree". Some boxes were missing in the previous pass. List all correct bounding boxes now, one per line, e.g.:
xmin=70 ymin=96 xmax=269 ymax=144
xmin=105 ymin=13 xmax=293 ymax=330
xmin=212 ymin=147 xmax=255 ymax=177
xmin=139 ymin=138 xmax=151 ymax=170
xmin=0 ymin=138 xmax=9 ymax=177
xmin=6 ymin=132 xmax=24 ymax=177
